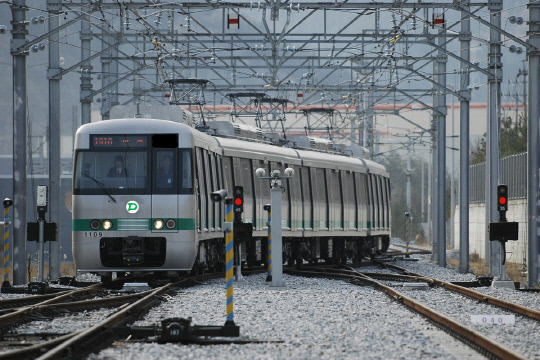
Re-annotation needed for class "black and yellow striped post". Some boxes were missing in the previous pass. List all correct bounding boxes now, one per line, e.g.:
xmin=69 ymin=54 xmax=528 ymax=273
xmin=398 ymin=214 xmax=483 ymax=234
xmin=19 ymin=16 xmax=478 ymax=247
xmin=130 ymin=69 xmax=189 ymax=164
xmin=3 ymin=198 xmax=13 ymax=287
xmin=264 ymin=204 xmax=272 ymax=282
xmin=224 ymin=197 xmax=235 ymax=325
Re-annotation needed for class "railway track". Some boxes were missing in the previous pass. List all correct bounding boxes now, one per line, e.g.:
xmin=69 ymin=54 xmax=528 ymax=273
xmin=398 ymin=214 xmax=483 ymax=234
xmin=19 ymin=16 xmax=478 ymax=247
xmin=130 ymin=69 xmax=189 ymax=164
xmin=285 ymin=265 xmax=531 ymax=360
xmin=0 ymin=273 xmax=223 ymax=360
xmin=374 ymin=261 xmax=540 ymax=321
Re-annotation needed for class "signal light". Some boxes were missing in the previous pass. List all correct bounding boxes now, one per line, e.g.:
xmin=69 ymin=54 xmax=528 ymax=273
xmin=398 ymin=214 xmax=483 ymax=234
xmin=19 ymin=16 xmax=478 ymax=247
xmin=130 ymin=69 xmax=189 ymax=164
xmin=497 ymin=184 xmax=508 ymax=221
xmin=233 ymin=186 xmax=244 ymax=214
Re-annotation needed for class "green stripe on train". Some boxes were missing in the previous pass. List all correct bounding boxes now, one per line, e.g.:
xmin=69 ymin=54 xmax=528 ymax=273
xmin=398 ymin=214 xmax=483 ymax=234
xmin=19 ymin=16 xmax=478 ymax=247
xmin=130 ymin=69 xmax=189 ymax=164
xmin=72 ymin=218 xmax=196 ymax=231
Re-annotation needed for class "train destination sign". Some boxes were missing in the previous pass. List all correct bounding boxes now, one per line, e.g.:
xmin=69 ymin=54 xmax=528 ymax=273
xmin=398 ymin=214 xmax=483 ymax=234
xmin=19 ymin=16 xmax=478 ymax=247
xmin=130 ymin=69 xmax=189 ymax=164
xmin=91 ymin=135 xmax=147 ymax=148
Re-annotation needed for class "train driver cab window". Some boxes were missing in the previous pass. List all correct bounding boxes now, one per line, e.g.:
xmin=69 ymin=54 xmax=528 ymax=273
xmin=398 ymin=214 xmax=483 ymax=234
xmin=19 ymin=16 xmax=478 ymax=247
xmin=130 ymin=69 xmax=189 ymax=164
xmin=154 ymin=150 xmax=177 ymax=194
xmin=74 ymin=150 xmax=148 ymax=195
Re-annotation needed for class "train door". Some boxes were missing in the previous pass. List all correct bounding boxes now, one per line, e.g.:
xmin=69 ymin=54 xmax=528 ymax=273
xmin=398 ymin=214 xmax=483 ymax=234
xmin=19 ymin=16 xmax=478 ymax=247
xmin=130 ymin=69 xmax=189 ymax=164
xmin=341 ymin=171 xmax=355 ymax=231
xmin=204 ymin=151 xmax=215 ymax=231
xmin=289 ymin=165 xmax=301 ymax=231
xmin=356 ymin=173 xmax=368 ymax=230
xmin=301 ymin=167 xmax=313 ymax=230
xmin=310 ymin=168 xmax=324 ymax=230
xmin=379 ymin=176 xmax=387 ymax=229
xmin=152 ymin=147 xmax=179 ymax=233
xmin=195 ymin=148 xmax=208 ymax=231
xmin=253 ymin=159 xmax=270 ymax=230
xmin=326 ymin=169 xmax=341 ymax=231
xmin=373 ymin=174 xmax=381 ymax=229
xmin=384 ymin=177 xmax=391 ymax=229
xmin=214 ymin=154 xmax=223 ymax=230
xmin=366 ymin=173 xmax=374 ymax=230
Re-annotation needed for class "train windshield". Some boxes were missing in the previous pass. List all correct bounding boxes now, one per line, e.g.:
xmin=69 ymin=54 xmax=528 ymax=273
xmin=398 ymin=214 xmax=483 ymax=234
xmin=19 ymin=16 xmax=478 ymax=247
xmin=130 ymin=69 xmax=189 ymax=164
xmin=74 ymin=150 xmax=149 ymax=195
xmin=73 ymin=148 xmax=193 ymax=195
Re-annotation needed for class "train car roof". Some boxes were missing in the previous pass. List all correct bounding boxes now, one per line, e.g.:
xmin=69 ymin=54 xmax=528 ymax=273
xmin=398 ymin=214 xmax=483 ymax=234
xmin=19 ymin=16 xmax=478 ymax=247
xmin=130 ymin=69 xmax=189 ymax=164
xmin=75 ymin=118 xmax=191 ymax=135
xmin=216 ymin=136 xmax=388 ymax=177
xmin=214 ymin=137 xmax=302 ymax=165
xmin=74 ymin=118 xmax=388 ymax=177
xmin=74 ymin=118 xmax=222 ymax=153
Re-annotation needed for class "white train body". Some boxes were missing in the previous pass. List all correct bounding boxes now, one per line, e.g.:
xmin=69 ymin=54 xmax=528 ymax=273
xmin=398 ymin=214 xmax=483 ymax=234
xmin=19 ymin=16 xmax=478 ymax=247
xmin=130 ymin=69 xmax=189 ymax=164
xmin=72 ymin=118 xmax=390 ymax=276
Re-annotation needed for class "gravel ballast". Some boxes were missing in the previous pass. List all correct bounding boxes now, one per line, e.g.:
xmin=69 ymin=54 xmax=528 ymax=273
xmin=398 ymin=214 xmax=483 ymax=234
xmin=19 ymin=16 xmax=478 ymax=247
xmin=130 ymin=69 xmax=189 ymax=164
xmin=3 ymin=253 xmax=538 ymax=359
xmin=92 ymin=273 xmax=480 ymax=360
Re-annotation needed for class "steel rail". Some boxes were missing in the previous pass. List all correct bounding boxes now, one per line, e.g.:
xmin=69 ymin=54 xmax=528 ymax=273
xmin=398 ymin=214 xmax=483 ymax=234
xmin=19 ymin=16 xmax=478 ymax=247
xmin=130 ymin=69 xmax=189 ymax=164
xmin=0 ymin=289 xmax=158 ymax=318
xmin=0 ymin=283 xmax=104 ymax=330
xmin=0 ymin=290 xmax=74 ymax=309
xmin=285 ymin=267 xmax=527 ymax=360
xmin=35 ymin=283 xmax=173 ymax=360
xmin=32 ymin=272 xmax=226 ymax=360
xmin=377 ymin=262 xmax=540 ymax=321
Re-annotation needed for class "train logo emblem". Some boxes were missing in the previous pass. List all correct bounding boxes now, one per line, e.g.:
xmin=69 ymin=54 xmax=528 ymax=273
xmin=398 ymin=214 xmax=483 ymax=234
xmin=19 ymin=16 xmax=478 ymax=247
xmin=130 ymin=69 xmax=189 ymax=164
xmin=126 ymin=201 xmax=139 ymax=214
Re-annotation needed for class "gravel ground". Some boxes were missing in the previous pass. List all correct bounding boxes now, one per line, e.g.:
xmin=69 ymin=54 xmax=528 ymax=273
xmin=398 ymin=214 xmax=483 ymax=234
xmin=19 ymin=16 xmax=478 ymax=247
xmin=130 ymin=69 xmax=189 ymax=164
xmin=91 ymin=273 xmax=479 ymax=360
xmin=2 ymin=252 xmax=538 ymax=359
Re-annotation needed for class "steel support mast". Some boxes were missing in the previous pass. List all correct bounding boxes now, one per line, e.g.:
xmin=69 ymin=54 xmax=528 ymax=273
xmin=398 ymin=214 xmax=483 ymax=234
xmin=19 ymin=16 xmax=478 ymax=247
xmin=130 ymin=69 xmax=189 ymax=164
xmin=47 ymin=0 xmax=61 ymax=280
xmin=436 ymin=23 xmax=447 ymax=267
xmin=80 ymin=5 xmax=93 ymax=125
xmin=11 ymin=0 xmax=28 ymax=285
xmin=528 ymin=2 xmax=540 ymax=287
xmin=459 ymin=0 xmax=471 ymax=274
xmin=486 ymin=1 xmax=506 ymax=279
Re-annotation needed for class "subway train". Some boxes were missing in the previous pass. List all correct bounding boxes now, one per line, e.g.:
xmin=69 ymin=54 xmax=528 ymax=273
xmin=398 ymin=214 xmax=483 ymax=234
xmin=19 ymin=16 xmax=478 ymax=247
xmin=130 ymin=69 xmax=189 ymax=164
xmin=72 ymin=118 xmax=391 ymax=279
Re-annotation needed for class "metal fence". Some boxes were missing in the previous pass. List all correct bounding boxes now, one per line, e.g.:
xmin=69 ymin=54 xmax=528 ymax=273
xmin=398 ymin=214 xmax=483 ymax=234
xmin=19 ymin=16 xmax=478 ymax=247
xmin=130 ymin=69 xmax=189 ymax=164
xmin=469 ymin=152 xmax=527 ymax=203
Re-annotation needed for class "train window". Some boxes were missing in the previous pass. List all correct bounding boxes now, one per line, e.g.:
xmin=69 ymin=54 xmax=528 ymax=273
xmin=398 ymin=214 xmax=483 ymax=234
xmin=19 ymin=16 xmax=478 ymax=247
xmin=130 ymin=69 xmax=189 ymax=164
xmin=152 ymin=134 xmax=178 ymax=148
xmin=73 ymin=150 xmax=149 ymax=195
xmin=223 ymin=156 xmax=233 ymax=192
xmin=179 ymin=149 xmax=193 ymax=194
xmin=153 ymin=150 xmax=178 ymax=194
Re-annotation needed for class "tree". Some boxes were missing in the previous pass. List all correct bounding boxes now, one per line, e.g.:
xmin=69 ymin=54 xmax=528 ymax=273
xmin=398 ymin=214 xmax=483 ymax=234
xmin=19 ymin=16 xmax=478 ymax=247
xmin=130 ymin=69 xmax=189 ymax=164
xmin=470 ymin=112 xmax=527 ymax=164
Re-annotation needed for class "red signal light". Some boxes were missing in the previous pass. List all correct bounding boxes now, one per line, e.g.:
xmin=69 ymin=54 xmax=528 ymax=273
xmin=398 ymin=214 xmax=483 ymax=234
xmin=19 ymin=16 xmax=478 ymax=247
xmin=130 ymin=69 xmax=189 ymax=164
xmin=234 ymin=198 xmax=243 ymax=206
xmin=499 ymin=196 xmax=507 ymax=205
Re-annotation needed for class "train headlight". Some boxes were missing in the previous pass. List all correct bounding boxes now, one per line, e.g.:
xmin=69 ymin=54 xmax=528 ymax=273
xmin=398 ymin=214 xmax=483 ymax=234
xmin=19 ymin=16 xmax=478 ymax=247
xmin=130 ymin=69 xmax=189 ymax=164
xmin=166 ymin=219 xmax=176 ymax=229
xmin=90 ymin=219 xmax=101 ymax=230
xmin=102 ymin=220 xmax=113 ymax=230
xmin=154 ymin=218 xmax=164 ymax=230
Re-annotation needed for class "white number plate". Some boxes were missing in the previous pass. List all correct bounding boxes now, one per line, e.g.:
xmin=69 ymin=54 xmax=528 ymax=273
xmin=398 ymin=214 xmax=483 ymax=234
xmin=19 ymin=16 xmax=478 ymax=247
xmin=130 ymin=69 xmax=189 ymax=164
xmin=470 ymin=315 xmax=515 ymax=325
xmin=84 ymin=232 xmax=103 ymax=238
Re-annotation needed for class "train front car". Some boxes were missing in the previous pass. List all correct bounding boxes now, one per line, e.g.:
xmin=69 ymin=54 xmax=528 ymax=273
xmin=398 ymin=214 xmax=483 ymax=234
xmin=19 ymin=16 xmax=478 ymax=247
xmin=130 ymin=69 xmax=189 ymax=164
xmin=72 ymin=119 xmax=197 ymax=279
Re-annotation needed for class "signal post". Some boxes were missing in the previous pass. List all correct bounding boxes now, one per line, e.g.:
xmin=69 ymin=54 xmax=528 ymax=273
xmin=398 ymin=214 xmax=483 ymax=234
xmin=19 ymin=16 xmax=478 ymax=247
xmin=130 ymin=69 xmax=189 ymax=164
xmin=255 ymin=167 xmax=295 ymax=288
xmin=488 ymin=185 xmax=519 ymax=288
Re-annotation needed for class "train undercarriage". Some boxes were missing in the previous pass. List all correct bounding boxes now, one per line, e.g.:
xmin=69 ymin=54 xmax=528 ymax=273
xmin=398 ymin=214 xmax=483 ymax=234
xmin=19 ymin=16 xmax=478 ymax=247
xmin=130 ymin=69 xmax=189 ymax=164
xmin=96 ymin=235 xmax=390 ymax=283
xmin=195 ymin=235 xmax=391 ymax=273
